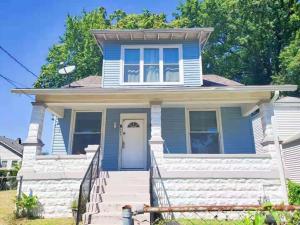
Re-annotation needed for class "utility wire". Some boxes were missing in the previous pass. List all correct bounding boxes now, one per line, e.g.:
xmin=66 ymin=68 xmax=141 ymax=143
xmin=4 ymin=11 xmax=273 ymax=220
xmin=0 ymin=45 xmax=38 ymax=78
xmin=0 ymin=73 xmax=34 ymax=100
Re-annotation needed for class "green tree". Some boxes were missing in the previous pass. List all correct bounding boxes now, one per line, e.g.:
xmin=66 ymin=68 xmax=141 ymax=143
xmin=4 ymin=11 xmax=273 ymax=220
xmin=112 ymin=9 xmax=169 ymax=29
xmin=34 ymin=8 xmax=110 ymax=88
xmin=273 ymin=31 xmax=300 ymax=91
xmin=173 ymin=0 xmax=300 ymax=85
xmin=35 ymin=9 xmax=169 ymax=88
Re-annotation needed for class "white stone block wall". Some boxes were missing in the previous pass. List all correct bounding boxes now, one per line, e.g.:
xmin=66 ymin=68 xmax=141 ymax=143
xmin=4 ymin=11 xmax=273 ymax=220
xmin=19 ymin=146 xmax=98 ymax=218
xmin=21 ymin=179 xmax=81 ymax=218
xmin=161 ymin=178 xmax=282 ymax=206
xmin=153 ymin=154 xmax=285 ymax=207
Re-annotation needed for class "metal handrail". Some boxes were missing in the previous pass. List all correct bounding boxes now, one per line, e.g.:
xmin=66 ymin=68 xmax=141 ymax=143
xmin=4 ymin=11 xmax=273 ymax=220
xmin=150 ymin=150 xmax=174 ymax=220
xmin=76 ymin=146 xmax=102 ymax=225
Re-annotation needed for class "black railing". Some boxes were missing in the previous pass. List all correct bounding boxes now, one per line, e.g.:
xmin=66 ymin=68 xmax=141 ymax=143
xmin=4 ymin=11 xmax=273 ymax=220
xmin=150 ymin=150 xmax=174 ymax=220
xmin=76 ymin=146 xmax=102 ymax=225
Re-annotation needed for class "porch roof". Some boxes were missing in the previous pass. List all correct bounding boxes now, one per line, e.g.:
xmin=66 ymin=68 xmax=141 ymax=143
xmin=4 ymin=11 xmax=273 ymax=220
xmin=11 ymin=84 xmax=297 ymax=118
xmin=11 ymin=84 xmax=297 ymax=96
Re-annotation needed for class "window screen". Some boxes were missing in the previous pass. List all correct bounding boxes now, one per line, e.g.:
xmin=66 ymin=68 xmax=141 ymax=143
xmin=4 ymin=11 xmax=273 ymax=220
xmin=163 ymin=48 xmax=179 ymax=82
xmin=72 ymin=112 xmax=102 ymax=154
xmin=189 ymin=111 xmax=220 ymax=154
xmin=124 ymin=49 xmax=140 ymax=82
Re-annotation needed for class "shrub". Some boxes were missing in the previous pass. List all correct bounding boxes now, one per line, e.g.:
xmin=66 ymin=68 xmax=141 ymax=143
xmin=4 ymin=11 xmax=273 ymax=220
xmin=16 ymin=192 xmax=39 ymax=218
xmin=288 ymin=180 xmax=300 ymax=205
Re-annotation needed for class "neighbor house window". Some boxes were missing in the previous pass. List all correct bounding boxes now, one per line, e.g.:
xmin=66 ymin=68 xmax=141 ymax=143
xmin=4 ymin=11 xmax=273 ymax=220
xmin=72 ymin=112 xmax=102 ymax=154
xmin=122 ymin=45 xmax=182 ymax=84
xmin=12 ymin=161 xmax=18 ymax=167
xmin=189 ymin=111 xmax=220 ymax=154
xmin=1 ymin=160 xmax=7 ymax=168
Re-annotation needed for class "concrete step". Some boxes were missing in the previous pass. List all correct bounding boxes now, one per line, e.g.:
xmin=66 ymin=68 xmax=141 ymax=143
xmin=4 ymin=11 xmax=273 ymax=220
xmin=101 ymin=193 xmax=150 ymax=202
xmin=88 ymin=201 xmax=147 ymax=214
xmin=101 ymin=184 xmax=149 ymax=194
xmin=89 ymin=212 xmax=150 ymax=225
xmin=106 ymin=171 xmax=149 ymax=178
xmin=89 ymin=193 xmax=150 ymax=206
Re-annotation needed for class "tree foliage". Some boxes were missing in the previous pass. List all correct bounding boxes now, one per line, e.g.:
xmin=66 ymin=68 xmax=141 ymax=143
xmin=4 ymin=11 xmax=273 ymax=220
xmin=35 ymin=1 xmax=300 ymax=90
xmin=35 ymin=8 xmax=109 ymax=88
xmin=174 ymin=0 xmax=300 ymax=85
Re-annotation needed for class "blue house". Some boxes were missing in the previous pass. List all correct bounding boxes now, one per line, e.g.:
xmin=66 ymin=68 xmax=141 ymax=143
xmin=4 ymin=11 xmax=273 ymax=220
xmin=13 ymin=28 xmax=297 ymax=223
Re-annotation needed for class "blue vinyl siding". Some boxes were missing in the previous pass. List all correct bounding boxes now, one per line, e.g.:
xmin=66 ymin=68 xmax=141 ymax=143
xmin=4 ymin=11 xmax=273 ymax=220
xmin=102 ymin=41 xmax=202 ymax=87
xmin=103 ymin=43 xmax=121 ymax=88
xmin=51 ymin=109 xmax=71 ymax=154
xmin=102 ymin=108 xmax=151 ymax=170
xmin=162 ymin=108 xmax=187 ymax=153
xmin=221 ymin=107 xmax=256 ymax=154
xmin=182 ymin=42 xmax=201 ymax=86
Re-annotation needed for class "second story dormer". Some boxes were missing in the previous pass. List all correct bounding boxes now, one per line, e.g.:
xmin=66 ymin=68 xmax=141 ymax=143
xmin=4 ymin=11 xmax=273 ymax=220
xmin=92 ymin=28 xmax=213 ymax=88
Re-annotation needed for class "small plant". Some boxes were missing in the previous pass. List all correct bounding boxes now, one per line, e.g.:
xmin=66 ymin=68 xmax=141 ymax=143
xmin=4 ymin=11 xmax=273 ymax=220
xmin=15 ymin=192 xmax=39 ymax=218
xmin=288 ymin=180 xmax=300 ymax=205
xmin=71 ymin=199 xmax=78 ymax=220
xmin=71 ymin=199 xmax=78 ymax=210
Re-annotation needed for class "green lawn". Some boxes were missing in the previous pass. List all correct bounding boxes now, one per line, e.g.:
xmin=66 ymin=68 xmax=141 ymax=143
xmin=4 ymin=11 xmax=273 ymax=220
xmin=0 ymin=190 xmax=75 ymax=225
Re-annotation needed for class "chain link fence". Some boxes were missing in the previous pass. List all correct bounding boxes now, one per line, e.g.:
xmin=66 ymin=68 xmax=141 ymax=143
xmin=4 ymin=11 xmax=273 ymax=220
xmin=0 ymin=175 xmax=18 ymax=191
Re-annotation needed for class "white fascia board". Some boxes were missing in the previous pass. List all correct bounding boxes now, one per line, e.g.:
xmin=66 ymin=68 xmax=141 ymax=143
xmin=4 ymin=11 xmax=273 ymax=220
xmin=11 ymin=85 xmax=298 ymax=96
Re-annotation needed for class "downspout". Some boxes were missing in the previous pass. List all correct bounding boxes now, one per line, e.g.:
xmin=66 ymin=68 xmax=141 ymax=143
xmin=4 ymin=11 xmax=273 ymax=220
xmin=270 ymin=90 xmax=289 ymax=204
xmin=271 ymin=90 xmax=280 ymax=103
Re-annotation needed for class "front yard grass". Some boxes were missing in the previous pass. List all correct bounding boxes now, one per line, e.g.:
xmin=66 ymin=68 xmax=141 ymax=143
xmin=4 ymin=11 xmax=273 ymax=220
xmin=0 ymin=190 xmax=75 ymax=225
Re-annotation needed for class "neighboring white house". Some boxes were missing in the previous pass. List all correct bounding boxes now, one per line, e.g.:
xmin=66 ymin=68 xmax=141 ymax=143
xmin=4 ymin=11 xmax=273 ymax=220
xmin=252 ymin=96 xmax=300 ymax=183
xmin=0 ymin=136 xmax=23 ymax=169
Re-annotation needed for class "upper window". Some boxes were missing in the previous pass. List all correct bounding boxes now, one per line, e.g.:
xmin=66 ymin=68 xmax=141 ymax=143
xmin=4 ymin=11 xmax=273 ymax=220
xmin=189 ymin=111 xmax=220 ymax=154
xmin=121 ymin=45 xmax=182 ymax=84
xmin=124 ymin=49 xmax=140 ymax=82
xmin=163 ymin=48 xmax=179 ymax=82
xmin=72 ymin=112 xmax=102 ymax=155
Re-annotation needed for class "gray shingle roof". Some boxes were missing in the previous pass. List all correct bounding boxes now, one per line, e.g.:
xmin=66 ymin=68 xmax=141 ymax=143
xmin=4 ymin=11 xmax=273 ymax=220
xmin=0 ymin=136 xmax=23 ymax=157
xmin=64 ymin=74 xmax=242 ymax=88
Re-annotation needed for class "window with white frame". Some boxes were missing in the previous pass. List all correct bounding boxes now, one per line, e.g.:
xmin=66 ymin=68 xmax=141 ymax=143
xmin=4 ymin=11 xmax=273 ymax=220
xmin=189 ymin=111 xmax=220 ymax=154
xmin=71 ymin=112 xmax=102 ymax=154
xmin=122 ymin=45 xmax=182 ymax=84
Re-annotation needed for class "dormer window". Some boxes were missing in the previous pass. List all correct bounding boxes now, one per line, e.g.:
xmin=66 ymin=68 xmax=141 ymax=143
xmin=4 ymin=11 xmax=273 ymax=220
xmin=121 ymin=45 xmax=183 ymax=85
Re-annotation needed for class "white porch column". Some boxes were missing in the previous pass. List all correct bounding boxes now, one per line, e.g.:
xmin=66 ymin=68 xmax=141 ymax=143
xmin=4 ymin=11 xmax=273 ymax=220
xmin=21 ymin=102 xmax=46 ymax=171
xmin=259 ymin=102 xmax=288 ymax=204
xmin=149 ymin=102 xmax=164 ymax=159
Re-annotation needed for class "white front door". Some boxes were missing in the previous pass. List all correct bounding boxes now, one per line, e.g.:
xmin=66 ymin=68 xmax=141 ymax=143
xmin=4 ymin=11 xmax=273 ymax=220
xmin=121 ymin=119 xmax=146 ymax=169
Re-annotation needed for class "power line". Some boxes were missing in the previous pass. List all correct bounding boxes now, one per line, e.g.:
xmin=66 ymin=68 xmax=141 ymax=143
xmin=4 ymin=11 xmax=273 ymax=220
xmin=0 ymin=73 xmax=34 ymax=100
xmin=0 ymin=45 xmax=38 ymax=78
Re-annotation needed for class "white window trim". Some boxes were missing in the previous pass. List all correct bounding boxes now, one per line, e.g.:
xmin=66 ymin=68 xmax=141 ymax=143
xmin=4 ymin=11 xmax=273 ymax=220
xmin=185 ymin=108 xmax=224 ymax=154
xmin=120 ymin=44 xmax=184 ymax=85
xmin=68 ymin=110 xmax=106 ymax=154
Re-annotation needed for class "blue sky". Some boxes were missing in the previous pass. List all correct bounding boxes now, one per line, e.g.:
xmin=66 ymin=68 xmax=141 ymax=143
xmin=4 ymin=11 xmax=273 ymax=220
xmin=0 ymin=0 xmax=179 ymax=152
